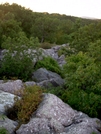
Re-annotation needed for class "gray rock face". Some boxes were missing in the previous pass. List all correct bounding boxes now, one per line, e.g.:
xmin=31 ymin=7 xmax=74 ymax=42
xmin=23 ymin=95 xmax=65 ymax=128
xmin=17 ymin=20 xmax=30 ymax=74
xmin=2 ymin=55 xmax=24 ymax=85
xmin=65 ymin=117 xmax=101 ymax=134
xmin=16 ymin=93 xmax=75 ymax=134
xmin=32 ymin=68 xmax=64 ymax=88
xmin=24 ymin=81 xmax=36 ymax=87
xmin=37 ymin=78 xmax=64 ymax=88
xmin=0 ymin=90 xmax=18 ymax=133
xmin=0 ymin=115 xmax=18 ymax=134
xmin=44 ymin=44 xmax=68 ymax=66
xmin=0 ymin=80 xmax=23 ymax=94
xmin=35 ymin=93 xmax=76 ymax=126
xmin=0 ymin=90 xmax=17 ymax=114
xmin=16 ymin=93 xmax=101 ymax=134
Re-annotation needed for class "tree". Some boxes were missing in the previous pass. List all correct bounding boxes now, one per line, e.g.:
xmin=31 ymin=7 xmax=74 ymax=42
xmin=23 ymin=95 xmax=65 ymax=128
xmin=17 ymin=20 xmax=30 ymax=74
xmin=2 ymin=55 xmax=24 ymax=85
xmin=0 ymin=12 xmax=22 ymax=48
xmin=31 ymin=16 xmax=58 ymax=43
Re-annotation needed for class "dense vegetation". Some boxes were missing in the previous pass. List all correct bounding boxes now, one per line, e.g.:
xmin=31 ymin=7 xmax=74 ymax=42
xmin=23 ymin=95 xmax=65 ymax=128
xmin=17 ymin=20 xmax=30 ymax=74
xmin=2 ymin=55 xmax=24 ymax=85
xmin=0 ymin=3 xmax=101 ymax=120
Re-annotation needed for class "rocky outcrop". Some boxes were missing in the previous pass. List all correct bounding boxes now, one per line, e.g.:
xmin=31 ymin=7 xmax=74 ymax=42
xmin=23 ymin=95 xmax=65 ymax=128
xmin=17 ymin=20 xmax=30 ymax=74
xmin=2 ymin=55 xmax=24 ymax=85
xmin=0 ymin=80 xmax=23 ymax=94
xmin=44 ymin=44 xmax=68 ymax=66
xmin=16 ymin=93 xmax=101 ymax=134
xmin=0 ymin=44 xmax=101 ymax=134
xmin=0 ymin=82 xmax=101 ymax=134
xmin=0 ymin=44 xmax=68 ymax=67
xmin=0 ymin=90 xmax=18 ymax=115
xmin=0 ymin=90 xmax=19 ymax=133
xmin=32 ymin=68 xmax=64 ymax=88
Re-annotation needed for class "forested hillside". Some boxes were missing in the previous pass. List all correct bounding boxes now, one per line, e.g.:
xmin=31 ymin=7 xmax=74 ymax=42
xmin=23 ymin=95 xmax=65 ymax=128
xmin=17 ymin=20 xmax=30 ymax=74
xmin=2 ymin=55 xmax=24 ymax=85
xmin=0 ymin=3 xmax=101 ymax=120
xmin=0 ymin=2 xmax=100 ymax=48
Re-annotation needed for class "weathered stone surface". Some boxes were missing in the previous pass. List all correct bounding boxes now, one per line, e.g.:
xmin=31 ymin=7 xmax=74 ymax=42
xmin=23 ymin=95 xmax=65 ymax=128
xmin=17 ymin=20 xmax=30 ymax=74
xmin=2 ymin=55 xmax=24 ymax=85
xmin=0 ymin=80 xmax=23 ymax=94
xmin=34 ymin=93 xmax=76 ymax=126
xmin=16 ymin=93 xmax=101 ymax=134
xmin=65 ymin=117 xmax=101 ymax=134
xmin=57 ymin=55 xmax=66 ymax=67
xmin=32 ymin=68 xmax=64 ymax=87
xmin=16 ymin=117 xmax=64 ymax=134
xmin=24 ymin=81 xmax=36 ymax=87
xmin=16 ymin=94 xmax=76 ymax=134
xmin=37 ymin=77 xmax=64 ymax=88
xmin=44 ymin=44 xmax=69 ymax=66
xmin=32 ymin=68 xmax=61 ymax=82
xmin=0 ymin=115 xmax=18 ymax=134
xmin=0 ymin=90 xmax=17 ymax=114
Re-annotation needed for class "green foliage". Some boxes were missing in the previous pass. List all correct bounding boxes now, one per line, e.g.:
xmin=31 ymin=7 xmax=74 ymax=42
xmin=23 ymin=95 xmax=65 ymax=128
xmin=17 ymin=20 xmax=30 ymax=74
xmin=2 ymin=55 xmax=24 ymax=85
xmin=0 ymin=2 xmax=98 ymax=46
xmin=1 ymin=32 xmax=40 ymax=50
xmin=0 ymin=32 xmax=40 ymax=81
xmin=92 ymin=132 xmax=97 ymax=134
xmin=58 ymin=45 xmax=76 ymax=56
xmin=63 ymin=52 xmax=100 ymax=94
xmin=61 ymin=89 xmax=101 ymax=118
xmin=0 ymin=52 xmax=33 ymax=81
xmin=62 ymin=50 xmax=101 ymax=119
xmin=45 ymin=86 xmax=65 ymax=98
xmin=69 ymin=22 xmax=101 ymax=52
xmin=0 ymin=127 xmax=9 ymax=134
xmin=35 ymin=56 xmax=63 ymax=77
xmin=88 ymin=39 xmax=101 ymax=64
xmin=7 ymin=85 xmax=43 ymax=125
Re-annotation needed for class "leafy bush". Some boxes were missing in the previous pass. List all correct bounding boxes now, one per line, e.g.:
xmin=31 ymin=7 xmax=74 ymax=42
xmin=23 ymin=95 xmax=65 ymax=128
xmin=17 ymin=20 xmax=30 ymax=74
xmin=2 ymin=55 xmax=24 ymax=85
xmin=63 ymin=52 xmax=100 ymax=93
xmin=62 ymin=51 xmax=101 ymax=119
xmin=45 ymin=86 xmax=65 ymax=98
xmin=0 ymin=127 xmax=9 ymax=134
xmin=58 ymin=46 xmax=75 ymax=56
xmin=35 ymin=56 xmax=63 ymax=77
xmin=0 ymin=32 xmax=40 ymax=81
xmin=61 ymin=89 xmax=101 ymax=118
xmin=7 ymin=85 xmax=43 ymax=125
xmin=0 ymin=52 xmax=33 ymax=81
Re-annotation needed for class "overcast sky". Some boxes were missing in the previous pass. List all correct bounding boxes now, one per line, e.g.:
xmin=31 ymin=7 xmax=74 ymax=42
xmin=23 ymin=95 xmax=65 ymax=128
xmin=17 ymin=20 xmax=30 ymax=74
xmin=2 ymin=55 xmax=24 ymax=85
xmin=0 ymin=0 xmax=101 ymax=19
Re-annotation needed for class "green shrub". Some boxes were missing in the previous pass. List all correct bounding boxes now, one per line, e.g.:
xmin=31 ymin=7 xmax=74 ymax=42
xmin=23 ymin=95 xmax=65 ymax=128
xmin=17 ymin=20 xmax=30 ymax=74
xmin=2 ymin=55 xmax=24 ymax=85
xmin=0 ymin=52 xmax=33 ymax=81
xmin=35 ymin=56 xmax=63 ymax=77
xmin=7 ymin=85 xmax=43 ymax=125
xmin=0 ymin=127 xmax=9 ymax=134
xmin=61 ymin=89 xmax=101 ymax=118
xmin=63 ymin=52 xmax=100 ymax=93
xmin=58 ymin=46 xmax=75 ymax=56
xmin=45 ymin=86 xmax=65 ymax=98
xmin=62 ymin=51 xmax=101 ymax=119
xmin=0 ymin=32 xmax=40 ymax=81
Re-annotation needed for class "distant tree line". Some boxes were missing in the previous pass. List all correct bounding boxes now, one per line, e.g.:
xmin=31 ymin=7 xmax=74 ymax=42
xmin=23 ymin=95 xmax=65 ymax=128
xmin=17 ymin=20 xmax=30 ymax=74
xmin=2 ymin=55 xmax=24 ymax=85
xmin=0 ymin=2 xmax=100 ymax=49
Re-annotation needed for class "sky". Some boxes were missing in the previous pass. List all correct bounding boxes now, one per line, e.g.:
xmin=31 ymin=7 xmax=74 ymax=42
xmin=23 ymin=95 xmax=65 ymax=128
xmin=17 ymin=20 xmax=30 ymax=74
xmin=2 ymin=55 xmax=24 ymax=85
xmin=0 ymin=0 xmax=101 ymax=19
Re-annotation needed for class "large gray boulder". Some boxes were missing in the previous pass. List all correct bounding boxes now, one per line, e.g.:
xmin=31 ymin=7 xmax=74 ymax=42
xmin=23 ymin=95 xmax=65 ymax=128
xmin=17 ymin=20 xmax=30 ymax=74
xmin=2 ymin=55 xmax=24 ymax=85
xmin=32 ymin=68 xmax=64 ymax=88
xmin=0 ymin=90 xmax=19 ymax=133
xmin=34 ymin=93 xmax=76 ymax=126
xmin=16 ymin=93 xmax=101 ymax=134
xmin=0 ymin=90 xmax=18 ymax=115
xmin=0 ymin=80 xmax=23 ymax=94
xmin=16 ymin=93 xmax=75 ymax=134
